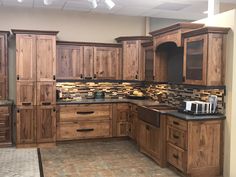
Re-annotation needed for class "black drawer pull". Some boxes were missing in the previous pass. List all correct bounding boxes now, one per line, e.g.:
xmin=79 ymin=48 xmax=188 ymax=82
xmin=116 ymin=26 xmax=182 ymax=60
xmin=173 ymin=134 xmax=179 ymax=139
xmin=53 ymin=75 xmax=56 ymax=80
xmin=173 ymin=121 xmax=179 ymax=125
xmin=173 ymin=154 xmax=179 ymax=159
xmin=17 ymin=75 xmax=20 ymax=80
xmin=22 ymin=102 xmax=31 ymax=106
xmin=42 ymin=102 xmax=51 ymax=105
xmin=76 ymin=128 xmax=94 ymax=132
xmin=93 ymin=74 xmax=97 ymax=79
xmin=80 ymin=74 xmax=83 ymax=79
xmin=84 ymin=76 xmax=92 ymax=80
xmin=77 ymin=111 xmax=94 ymax=115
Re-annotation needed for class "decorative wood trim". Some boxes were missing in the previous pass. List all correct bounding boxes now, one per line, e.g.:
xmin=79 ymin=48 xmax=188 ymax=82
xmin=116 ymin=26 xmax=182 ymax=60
xmin=141 ymin=41 xmax=153 ymax=47
xmin=149 ymin=23 xmax=204 ymax=36
xmin=182 ymin=27 xmax=230 ymax=38
xmin=0 ymin=31 xmax=10 ymax=36
xmin=115 ymin=36 xmax=152 ymax=43
xmin=11 ymin=29 xmax=59 ymax=35
xmin=57 ymin=40 xmax=122 ymax=48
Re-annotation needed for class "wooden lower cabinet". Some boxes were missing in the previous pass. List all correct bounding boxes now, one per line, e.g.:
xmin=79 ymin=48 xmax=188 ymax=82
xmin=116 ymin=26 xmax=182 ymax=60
xmin=16 ymin=106 xmax=36 ymax=145
xmin=129 ymin=104 xmax=138 ymax=141
xmin=167 ymin=115 xmax=224 ymax=177
xmin=36 ymin=106 xmax=56 ymax=143
xmin=0 ymin=106 xmax=12 ymax=147
xmin=57 ymin=104 xmax=112 ymax=141
xmin=16 ymin=106 xmax=56 ymax=146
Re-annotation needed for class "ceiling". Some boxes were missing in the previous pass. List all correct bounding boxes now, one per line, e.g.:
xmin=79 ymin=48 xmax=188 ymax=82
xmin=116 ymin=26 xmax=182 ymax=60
xmin=0 ymin=0 xmax=236 ymax=20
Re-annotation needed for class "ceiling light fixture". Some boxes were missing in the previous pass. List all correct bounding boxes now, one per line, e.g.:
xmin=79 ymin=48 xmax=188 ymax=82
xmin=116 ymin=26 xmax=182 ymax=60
xmin=104 ymin=0 xmax=115 ymax=9
xmin=88 ymin=0 xmax=98 ymax=8
xmin=44 ymin=0 xmax=53 ymax=5
xmin=17 ymin=0 xmax=23 ymax=2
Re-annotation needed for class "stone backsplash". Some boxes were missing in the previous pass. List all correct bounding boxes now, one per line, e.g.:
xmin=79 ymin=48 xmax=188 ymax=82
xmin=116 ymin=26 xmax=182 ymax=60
xmin=56 ymin=82 xmax=225 ymax=113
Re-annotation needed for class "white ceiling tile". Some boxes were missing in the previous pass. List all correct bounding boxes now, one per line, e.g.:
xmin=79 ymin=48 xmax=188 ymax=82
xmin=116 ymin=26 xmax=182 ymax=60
xmin=63 ymin=0 xmax=92 ymax=11
xmin=113 ymin=7 xmax=151 ymax=16
xmin=33 ymin=0 xmax=66 ymax=9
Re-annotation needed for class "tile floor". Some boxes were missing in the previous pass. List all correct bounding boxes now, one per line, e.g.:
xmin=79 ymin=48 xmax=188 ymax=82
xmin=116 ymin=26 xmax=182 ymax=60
xmin=0 ymin=148 xmax=40 ymax=177
xmin=40 ymin=140 xmax=181 ymax=177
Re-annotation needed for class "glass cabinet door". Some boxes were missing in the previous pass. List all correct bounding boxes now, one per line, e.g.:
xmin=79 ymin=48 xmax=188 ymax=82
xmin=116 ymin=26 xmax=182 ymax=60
xmin=184 ymin=35 xmax=207 ymax=85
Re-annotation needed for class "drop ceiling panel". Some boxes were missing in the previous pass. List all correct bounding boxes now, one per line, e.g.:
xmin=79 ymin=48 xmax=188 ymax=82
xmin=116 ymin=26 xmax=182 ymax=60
xmin=64 ymin=0 xmax=92 ymax=11
xmin=34 ymin=0 xmax=67 ymax=9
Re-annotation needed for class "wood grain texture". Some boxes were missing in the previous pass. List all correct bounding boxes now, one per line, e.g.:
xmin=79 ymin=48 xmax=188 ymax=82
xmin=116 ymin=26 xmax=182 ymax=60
xmin=0 ymin=106 xmax=12 ymax=147
xmin=83 ymin=46 xmax=94 ymax=79
xmin=16 ymin=81 xmax=36 ymax=106
xmin=37 ymin=81 xmax=56 ymax=106
xmin=115 ymin=103 xmax=130 ymax=136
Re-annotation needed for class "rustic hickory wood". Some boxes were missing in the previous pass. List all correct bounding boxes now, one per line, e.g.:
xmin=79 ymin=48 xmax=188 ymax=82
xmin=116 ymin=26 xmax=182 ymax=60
xmin=37 ymin=81 xmax=56 ymax=106
xmin=167 ymin=115 xmax=224 ymax=177
xmin=56 ymin=104 xmax=112 ymax=141
xmin=138 ymin=114 xmax=167 ymax=167
xmin=0 ymin=31 xmax=9 ymax=100
xmin=16 ymin=81 xmax=36 ymax=106
xmin=115 ymin=36 xmax=152 ymax=80
xmin=182 ymin=27 xmax=230 ymax=86
xmin=0 ymin=106 xmax=12 ymax=147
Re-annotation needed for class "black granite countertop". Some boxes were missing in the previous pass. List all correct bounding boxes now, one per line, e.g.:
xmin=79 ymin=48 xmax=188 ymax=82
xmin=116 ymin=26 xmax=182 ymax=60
xmin=0 ymin=100 xmax=13 ymax=106
xmin=167 ymin=111 xmax=226 ymax=121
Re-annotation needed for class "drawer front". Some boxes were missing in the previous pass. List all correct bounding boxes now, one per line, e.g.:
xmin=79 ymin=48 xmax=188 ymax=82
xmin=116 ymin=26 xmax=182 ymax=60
xmin=57 ymin=121 xmax=111 ymax=140
xmin=0 ymin=107 xmax=9 ymax=114
xmin=167 ymin=126 xmax=187 ymax=149
xmin=167 ymin=116 xmax=187 ymax=131
xmin=59 ymin=104 xmax=111 ymax=122
xmin=0 ymin=129 xmax=10 ymax=142
xmin=167 ymin=143 xmax=186 ymax=172
xmin=0 ymin=115 xmax=9 ymax=128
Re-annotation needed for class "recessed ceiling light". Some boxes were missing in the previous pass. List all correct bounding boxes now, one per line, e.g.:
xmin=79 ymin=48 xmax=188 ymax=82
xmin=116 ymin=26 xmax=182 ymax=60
xmin=17 ymin=0 xmax=23 ymax=3
xmin=105 ymin=0 xmax=115 ymax=9
xmin=44 ymin=0 xmax=53 ymax=5
xmin=88 ymin=0 xmax=97 ymax=8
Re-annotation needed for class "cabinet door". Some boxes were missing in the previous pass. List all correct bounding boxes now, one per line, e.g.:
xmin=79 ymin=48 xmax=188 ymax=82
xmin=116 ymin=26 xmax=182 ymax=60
xmin=83 ymin=46 xmax=94 ymax=79
xmin=94 ymin=47 xmax=119 ymax=80
xmin=36 ymin=35 xmax=56 ymax=81
xmin=123 ymin=41 xmax=140 ymax=80
xmin=16 ymin=106 xmax=36 ymax=144
xmin=16 ymin=81 xmax=36 ymax=106
xmin=144 ymin=47 xmax=154 ymax=81
xmin=138 ymin=120 xmax=148 ymax=149
xmin=0 ymin=78 xmax=6 ymax=100
xmin=56 ymin=46 xmax=83 ymax=80
xmin=183 ymin=35 xmax=208 ymax=85
xmin=147 ymin=124 xmax=161 ymax=159
xmin=117 ymin=122 xmax=129 ymax=137
xmin=0 ymin=35 xmax=6 ymax=79
xmin=16 ymin=34 xmax=36 ymax=81
xmin=37 ymin=82 xmax=56 ymax=106
xmin=36 ymin=106 xmax=56 ymax=143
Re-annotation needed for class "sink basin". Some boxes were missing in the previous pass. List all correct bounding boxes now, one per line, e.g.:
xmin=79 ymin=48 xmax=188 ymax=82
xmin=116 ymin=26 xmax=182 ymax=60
xmin=137 ymin=104 xmax=176 ymax=127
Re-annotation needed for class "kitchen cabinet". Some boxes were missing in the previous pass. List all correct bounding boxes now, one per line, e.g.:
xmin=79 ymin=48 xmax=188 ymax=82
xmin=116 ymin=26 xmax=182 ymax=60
xmin=183 ymin=27 xmax=229 ymax=86
xmin=56 ymin=41 xmax=122 ymax=80
xmin=141 ymin=42 xmax=154 ymax=81
xmin=166 ymin=115 xmax=224 ymax=177
xmin=56 ymin=45 xmax=84 ymax=80
xmin=36 ymin=106 xmax=56 ymax=143
xmin=129 ymin=104 xmax=138 ymax=141
xmin=57 ymin=104 xmax=112 ymax=141
xmin=16 ymin=106 xmax=36 ymax=145
xmin=114 ymin=103 xmax=130 ymax=137
xmin=115 ymin=36 xmax=152 ymax=80
xmin=0 ymin=106 xmax=12 ymax=147
xmin=150 ymin=23 xmax=204 ymax=83
xmin=13 ymin=29 xmax=58 ymax=147
xmin=0 ymin=31 xmax=9 ymax=100
xmin=94 ymin=47 xmax=121 ymax=80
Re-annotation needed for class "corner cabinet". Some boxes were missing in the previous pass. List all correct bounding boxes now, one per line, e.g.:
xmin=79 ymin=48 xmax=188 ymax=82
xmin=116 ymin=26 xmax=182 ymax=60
xmin=0 ymin=31 xmax=9 ymax=100
xmin=56 ymin=41 xmax=122 ymax=80
xmin=12 ymin=29 xmax=58 ymax=147
xmin=115 ymin=36 xmax=152 ymax=80
xmin=183 ymin=27 xmax=229 ymax=86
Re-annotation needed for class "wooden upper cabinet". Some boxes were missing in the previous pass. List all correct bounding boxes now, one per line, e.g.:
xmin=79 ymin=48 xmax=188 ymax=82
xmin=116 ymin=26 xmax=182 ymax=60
xmin=183 ymin=27 xmax=229 ymax=86
xmin=142 ymin=42 xmax=154 ymax=81
xmin=36 ymin=35 xmax=56 ymax=81
xmin=56 ymin=45 xmax=83 ymax=80
xmin=0 ymin=31 xmax=9 ymax=100
xmin=16 ymin=106 xmax=36 ymax=144
xmin=83 ymin=46 xmax=94 ymax=79
xmin=94 ymin=47 xmax=120 ymax=80
xmin=36 ymin=106 xmax=56 ymax=143
xmin=16 ymin=34 xmax=36 ymax=81
xmin=115 ymin=36 xmax=152 ymax=81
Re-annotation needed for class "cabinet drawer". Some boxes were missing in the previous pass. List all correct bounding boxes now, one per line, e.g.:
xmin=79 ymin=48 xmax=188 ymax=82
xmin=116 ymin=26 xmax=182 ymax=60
xmin=59 ymin=104 xmax=111 ymax=122
xmin=167 ymin=126 xmax=187 ymax=149
xmin=0 ymin=129 xmax=10 ymax=142
xmin=167 ymin=143 xmax=186 ymax=172
xmin=0 ymin=115 xmax=9 ymax=128
xmin=57 ymin=120 xmax=111 ymax=140
xmin=167 ymin=116 xmax=187 ymax=131
xmin=0 ymin=107 xmax=9 ymax=114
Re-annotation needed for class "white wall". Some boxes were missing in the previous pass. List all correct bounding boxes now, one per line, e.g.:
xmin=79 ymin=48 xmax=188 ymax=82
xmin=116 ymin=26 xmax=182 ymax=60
xmin=195 ymin=9 xmax=236 ymax=177
xmin=0 ymin=6 xmax=146 ymax=43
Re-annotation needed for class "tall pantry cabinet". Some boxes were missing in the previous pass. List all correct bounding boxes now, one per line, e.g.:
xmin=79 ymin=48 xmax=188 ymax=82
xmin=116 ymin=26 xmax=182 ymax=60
xmin=12 ymin=30 xmax=58 ymax=147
